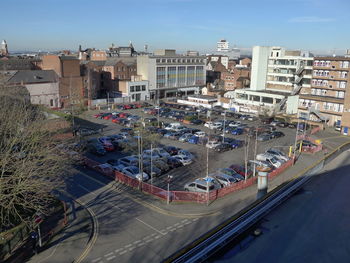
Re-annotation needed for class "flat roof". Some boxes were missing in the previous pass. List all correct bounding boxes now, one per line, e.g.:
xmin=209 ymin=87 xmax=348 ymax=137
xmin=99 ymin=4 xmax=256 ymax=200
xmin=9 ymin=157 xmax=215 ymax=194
xmin=187 ymin=95 xmax=218 ymax=100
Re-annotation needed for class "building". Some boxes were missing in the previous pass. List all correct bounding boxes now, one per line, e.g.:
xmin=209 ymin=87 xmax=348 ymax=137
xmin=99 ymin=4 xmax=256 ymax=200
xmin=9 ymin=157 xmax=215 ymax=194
xmin=217 ymin=40 xmax=229 ymax=52
xmin=40 ymin=55 xmax=84 ymax=108
xmin=177 ymin=94 xmax=218 ymax=109
xmin=107 ymin=42 xmax=137 ymax=57
xmin=298 ymin=56 xmax=350 ymax=130
xmin=90 ymin=50 xmax=107 ymax=61
xmin=1 ymin=40 xmax=9 ymax=56
xmin=207 ymin=55 xmax=229 ymax=70
xmin=137 ymin=49 xmax=206 ymax=99
xmin=102 ymin=57 xmax=137 ymax=80
xmin=6 ymin=70 xmax=60 ymax=108
xmin=118 ymin=75 xmax=149 ymax=102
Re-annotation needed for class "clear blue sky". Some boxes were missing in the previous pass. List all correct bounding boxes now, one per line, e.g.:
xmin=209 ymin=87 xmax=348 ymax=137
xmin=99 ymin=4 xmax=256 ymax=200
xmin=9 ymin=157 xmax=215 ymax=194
xmin=1 ymin=0 xmax=349 ymax=54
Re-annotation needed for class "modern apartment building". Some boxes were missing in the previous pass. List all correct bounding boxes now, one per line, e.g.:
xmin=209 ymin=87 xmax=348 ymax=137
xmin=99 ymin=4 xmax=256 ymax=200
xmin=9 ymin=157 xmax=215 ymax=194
xmin=118 ymin=75 xmax=149 ymax=102
xmin=137 ymin=49 xmax=206 ymax=99
xmin=298 ymin=56 xmax=350 ymax=130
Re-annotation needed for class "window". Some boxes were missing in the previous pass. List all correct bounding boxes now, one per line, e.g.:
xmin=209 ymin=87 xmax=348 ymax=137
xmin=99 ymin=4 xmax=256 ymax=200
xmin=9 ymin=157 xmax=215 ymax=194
xmin=311 ymin=88 xmax=316 ymax=95
xmin=136 ymin=85 xmax=141 ymax=92
xmin=262 ymin=97 xmax=273 ymax=104
xmin=156 ymin=59 xmax=160 ymax=63
xmin=340 ymin=104 xmax=344 ymax=112
xmin=142 ymin=85 xmax=146 ymax=91
xmin=130 ymin=86 xmax=135 ymax=92
xmin=321 ymin=89 xmax=327 ymax=96
xmin=336 ymin=91 xmax=345 ymax=98
xmin=334 ymin=104 xmax=340 ymax=112
xmin=50 ymin=99 xmax=54 ymax=107
xmin=343 ymin=61 xmax=349 ymax=68
xmin=340 ymin=81 xmax=347 ymax=89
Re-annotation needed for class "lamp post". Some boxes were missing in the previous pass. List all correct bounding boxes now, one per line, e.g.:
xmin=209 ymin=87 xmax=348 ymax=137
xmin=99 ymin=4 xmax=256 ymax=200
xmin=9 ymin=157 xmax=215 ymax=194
xmin=253 ymin=129 xmax=258 ymax=177
xmin=167 ymin=175 xmax=173 ymax=205
xmin=150 ymin=143 xmax=153 ymax=186
xmin=222 ymin=110 xmax=226 ymax=143
xmin=206 ymin=147 xmax=209 ymax=206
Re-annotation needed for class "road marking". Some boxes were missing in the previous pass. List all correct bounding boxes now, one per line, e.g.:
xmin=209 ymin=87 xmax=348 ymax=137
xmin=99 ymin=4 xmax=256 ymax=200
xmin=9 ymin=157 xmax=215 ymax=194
xmin=129 ymin=246 xmax=135 ymax=251
xmin=119 ymin=250 xmax=128 ymax=255
xmin=184 ymin=221 xmax=192 ymax=225
xmin=182 ymin=219 xmax=189 ymax=223
xmin=177 ymin=225 xmax=184 ymax=229
xmin=154 ymin=235 xmax=161 ymax=239
xmin=136 ymin=218 xmax=165 ymax=235
xmin=91 ymin=258 xmax=101 ymax=263
xmin=115 ymin=248 xmax=123 ymax=253
xmin=137 ymin=242 xmax=145 ymax=247
xmin=106 ymin=255 xmax=116 ymax=261
xmin=133 ymin=240 xmax=142 ymax=244
xmin=105 ymin=252 xmax=114 ymax=257
xmin=151 ymin=233 xmax=157 ymax=237
xmin=145 ymin=238 xmax=153 ymax=243
xmin=125 ymin=244 xmax=132 ymax=248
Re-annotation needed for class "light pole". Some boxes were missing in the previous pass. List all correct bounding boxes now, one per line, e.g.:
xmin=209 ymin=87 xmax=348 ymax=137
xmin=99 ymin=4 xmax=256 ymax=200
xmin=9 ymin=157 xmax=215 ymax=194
xmin=253 ymin=129 xmax=258 ymax=177
xmin=167 ymin=175 xmax=173 ymax=205
xmin=293 ymin=118 xmax=300 ymax=164
xmin=150 ymin=143 xmax=153 ymax=186
xmin=222 ymin=110 xmax=226 ymax=143
xmin=206 ymin=147 xmax=209 ymax=205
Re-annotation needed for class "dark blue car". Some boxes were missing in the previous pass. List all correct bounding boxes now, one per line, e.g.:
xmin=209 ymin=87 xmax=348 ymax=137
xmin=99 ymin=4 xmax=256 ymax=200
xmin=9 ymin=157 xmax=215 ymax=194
xmin=231 ymin=128 xmax=244 ymax=135
xmin=188 ymin=135 xmax=199 ymax=144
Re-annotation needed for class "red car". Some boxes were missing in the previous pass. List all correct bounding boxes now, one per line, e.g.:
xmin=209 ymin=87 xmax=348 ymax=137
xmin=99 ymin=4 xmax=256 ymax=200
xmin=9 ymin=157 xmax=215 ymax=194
xmin=112 ymin=117 xmax=123 ymax=124
xmin=123 ymin=104 xmax=132 ymax=110
xmin=98 ymin=137 xmax=115 ymax=151
xmin=119 ymin=112 xmax=130 ymax=118
xmin=93 ymin=113 xmax=105 ymax=118
xmin=103 ymin=114 xmax=113 ymax=120
xmin=134 ymin=103 xmax=142 ymax=108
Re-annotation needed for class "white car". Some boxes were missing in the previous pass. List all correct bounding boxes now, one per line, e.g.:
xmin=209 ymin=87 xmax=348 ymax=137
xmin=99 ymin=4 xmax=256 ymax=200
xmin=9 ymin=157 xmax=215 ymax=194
xmin=177 ymin=149 xmax=194 ymax=159
xmin=195 ymin=131 xmax=207 ymax=138
xmin=173 ymin=155 xmax=193 ymax=166
xmin=256 ymin=153 xmax=284 ymax=168
xmin=206 ymin=141 xmax=221 ymax=149
xmin=122 ymin=166 xmax=149 ymax=181
xmin=229 ymin=121 xmax=241 ymax=127
xmin=210 ymin=122 xmax=223 ymax=130
xmin=265 ymin=149 xmax=289 ymax=162
xmin=204 ymin=121 xmax=213 ymax=128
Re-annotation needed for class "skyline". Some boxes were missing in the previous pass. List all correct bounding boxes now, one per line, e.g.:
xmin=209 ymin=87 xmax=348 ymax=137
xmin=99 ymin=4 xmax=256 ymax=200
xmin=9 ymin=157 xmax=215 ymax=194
xmin=1 ymin=0 xmax=350 ymax=55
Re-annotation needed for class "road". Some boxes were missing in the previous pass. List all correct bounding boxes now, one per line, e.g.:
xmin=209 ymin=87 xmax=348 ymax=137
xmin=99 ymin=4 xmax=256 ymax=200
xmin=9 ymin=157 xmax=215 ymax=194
xmin=213 ymin=149 xmax=350 ymax=263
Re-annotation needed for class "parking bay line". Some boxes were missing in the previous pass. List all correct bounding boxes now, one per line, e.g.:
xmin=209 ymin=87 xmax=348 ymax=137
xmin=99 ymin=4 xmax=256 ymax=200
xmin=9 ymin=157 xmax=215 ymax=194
xmin=136 ymin=217 xmax=166 ymax=236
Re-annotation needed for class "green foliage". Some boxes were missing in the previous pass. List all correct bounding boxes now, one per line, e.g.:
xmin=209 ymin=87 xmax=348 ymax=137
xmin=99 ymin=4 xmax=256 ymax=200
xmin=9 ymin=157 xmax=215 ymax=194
xmin=184 ymin=115 xmax=197 ymax=121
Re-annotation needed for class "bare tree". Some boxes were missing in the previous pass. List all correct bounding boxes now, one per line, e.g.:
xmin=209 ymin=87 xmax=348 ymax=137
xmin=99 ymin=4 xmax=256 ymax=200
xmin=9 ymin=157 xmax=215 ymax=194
xmin=0 ymin=82 xmax=67 ymax=230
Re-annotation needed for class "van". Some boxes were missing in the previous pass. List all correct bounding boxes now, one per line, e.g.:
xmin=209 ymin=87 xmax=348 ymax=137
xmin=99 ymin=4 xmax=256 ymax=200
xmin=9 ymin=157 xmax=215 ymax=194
xmin=184 ymin=177 xmax=221 ymax=192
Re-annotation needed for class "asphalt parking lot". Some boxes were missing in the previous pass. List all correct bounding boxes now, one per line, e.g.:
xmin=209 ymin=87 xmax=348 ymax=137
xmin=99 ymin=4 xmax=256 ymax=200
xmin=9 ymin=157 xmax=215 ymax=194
xmin=76 ymin=106 xmax=298 ymax=191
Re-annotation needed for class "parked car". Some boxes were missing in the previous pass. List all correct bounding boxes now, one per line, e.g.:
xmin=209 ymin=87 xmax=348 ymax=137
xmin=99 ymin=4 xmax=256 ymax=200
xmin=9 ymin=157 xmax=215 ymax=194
xmin=257 ymin=133 xmax=272 ymax=141
xmin=142 ymin=150 xmax=161 ymax=160
xmin=205 ymin=140 xmax=220 ymax=148
xmin=266 ymin=148 xmax=289 ymax=162
xmin=86 ymin=143 xmax=106 ymax=156
xmin=231 ymin=127 xmax=244 ymax=135
xmin=152 ymin=148 xmax=171 ymax=158
xmin=164 ymin=146 xmax=180 ymax=156
xmin=76 ymin=128 xmax=98 ymax=136
xmin=177 ymin=149 xmax=194 ymax=159
xmin=216 ymin=168 xmax=243 ymax=180
xmin=122 ymin=166 xmax=149 ymax=181
xmin=118 ymin=156 xmax=139 ymax=167
xmin=214 ymin=143 xmax=232 ymax=152
xmin=190 ymin=119 xmax=204 ymax=125
xmin=229 ymin=164 xmax=253 ymax=178
xmin=270 ymin=131 xmax=285 ymax=138
xmin=173 ymin=155 xmax=193 ymax=166
xmin=143 ymin=164 xmax=162 ymax=178
xmin=212 ymin=173 xmax=238 ymax=187
xmin=166 ymin=156 xmax=183 ymax=168
xmin=184 ymin=177 xmax=221 ymax=192
xmin=249 ymin=160 xmax=273 ymax=172
xmin=152 ymin=159 xmax=170 ymax=173
xmin=179 ymin=133 xmax=193 ymax=142
xmin=256 ymin=153 xmax=284 ymax=168
xmin=288 ymin=123 xmax=297 ymax=129
xmin=194 ymin=131 xmax=207 ymax=138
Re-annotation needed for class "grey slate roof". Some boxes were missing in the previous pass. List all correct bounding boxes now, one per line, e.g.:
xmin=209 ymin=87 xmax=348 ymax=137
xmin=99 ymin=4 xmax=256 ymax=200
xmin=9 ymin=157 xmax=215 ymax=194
xmin=7 ymin=70 xmax=59 ymax=84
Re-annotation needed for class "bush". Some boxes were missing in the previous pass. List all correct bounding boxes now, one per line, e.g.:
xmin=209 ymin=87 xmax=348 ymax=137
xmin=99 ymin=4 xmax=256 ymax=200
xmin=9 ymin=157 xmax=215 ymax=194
xmin=184 ymin=115 xmax=197 ymax=121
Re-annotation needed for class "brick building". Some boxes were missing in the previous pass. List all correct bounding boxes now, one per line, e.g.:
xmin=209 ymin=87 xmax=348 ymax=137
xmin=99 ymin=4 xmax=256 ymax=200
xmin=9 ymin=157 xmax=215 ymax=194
xmin=41 ymin=55 xmax=84 ymax=108
xmin=298 ymin=56 xmax=350 ymax=131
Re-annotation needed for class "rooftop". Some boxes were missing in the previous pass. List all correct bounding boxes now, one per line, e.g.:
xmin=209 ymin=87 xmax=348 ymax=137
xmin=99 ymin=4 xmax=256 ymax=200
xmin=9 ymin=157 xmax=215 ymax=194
xmin=7 ymin=70 xmax=58 ymax=84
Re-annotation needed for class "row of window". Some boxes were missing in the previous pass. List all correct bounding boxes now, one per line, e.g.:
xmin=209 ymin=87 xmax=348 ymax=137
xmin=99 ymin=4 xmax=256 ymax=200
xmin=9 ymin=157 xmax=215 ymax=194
xmin=311 ymin=79 xmax=347 ymax=88
xmin=313 ymin=70 xmax=348 ymax=78
xmin=130 ymin=85 xmax=146 ymax=92
xmin=314 ymin=60 xmax=349 ymax=68
xmin=299 ymin=99 xmax=344 ymax=112
xmin=156 ymin=58 xmax=204 ymax=64
xmin=156 ymin=66 xmax=204 ymax=88
xmin=116 ymin=67 xmax=136 ymax=72
xmin=311 ymin=88 xmax=345 ymax=98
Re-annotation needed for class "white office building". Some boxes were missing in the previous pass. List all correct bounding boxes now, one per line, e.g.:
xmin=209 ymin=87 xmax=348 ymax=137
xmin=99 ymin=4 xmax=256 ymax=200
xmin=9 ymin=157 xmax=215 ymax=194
xmin=137 ymin=49 xmax=206 ymax=99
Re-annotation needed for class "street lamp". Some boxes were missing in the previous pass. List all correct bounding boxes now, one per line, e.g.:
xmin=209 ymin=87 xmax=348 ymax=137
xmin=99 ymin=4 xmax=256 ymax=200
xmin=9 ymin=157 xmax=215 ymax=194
xmin=222 ymin=110 xmax=226 ymax=143
xmin=167 ymin=175 xmax=173 ymax=205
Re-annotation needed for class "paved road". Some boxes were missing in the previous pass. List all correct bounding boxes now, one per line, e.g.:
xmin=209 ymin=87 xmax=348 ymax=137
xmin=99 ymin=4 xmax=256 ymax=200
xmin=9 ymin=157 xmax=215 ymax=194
xmin=213 ymin=149 xmax=350 ymax=263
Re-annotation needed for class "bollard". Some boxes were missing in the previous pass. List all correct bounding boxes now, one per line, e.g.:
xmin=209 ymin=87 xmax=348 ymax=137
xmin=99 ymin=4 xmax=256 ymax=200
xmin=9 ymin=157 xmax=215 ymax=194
xmin=257 ymin=171 xmax=268 ymax=199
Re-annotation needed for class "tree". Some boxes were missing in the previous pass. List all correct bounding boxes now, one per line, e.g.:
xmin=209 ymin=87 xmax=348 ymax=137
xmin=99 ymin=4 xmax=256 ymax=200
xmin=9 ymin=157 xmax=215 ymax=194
xmin=0 ymin=83 xmax=67 ymax=230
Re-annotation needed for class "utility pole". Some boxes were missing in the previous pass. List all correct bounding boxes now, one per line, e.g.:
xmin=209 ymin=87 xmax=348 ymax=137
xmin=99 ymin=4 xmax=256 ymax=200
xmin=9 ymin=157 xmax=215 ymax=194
xmin=253 ymin=129 xmax=258 ymax=177
xmin=222 ymin=110 xmax=226 ymax=143
xmin=206 ymin=146 xmax=209 ymax=206
xmin=293 ymin=118 xmax=300 ymax=164
xmin=69 ymin=75 xmax=75 ymax=129
xmin=244 ymin=136 xmax=248 ymax=181
xmin=150 ymin=143 xmax=153 ymax=186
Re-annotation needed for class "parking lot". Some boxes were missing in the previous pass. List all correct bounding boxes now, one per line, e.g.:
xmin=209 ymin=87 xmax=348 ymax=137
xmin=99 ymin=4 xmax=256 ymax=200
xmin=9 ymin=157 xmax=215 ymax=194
xmin=75 ymin=104 xmax=299 ymax=191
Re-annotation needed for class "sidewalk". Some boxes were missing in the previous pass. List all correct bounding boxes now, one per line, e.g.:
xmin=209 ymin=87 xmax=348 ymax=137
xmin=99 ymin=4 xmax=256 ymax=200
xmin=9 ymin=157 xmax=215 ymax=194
xmin=25 ymin=197 xmax=92 ymax=263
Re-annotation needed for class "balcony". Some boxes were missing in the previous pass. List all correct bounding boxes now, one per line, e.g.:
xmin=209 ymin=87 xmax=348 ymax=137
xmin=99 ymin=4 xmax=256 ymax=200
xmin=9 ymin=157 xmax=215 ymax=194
xmin=299 ymin=94 xmax=344 ymax=104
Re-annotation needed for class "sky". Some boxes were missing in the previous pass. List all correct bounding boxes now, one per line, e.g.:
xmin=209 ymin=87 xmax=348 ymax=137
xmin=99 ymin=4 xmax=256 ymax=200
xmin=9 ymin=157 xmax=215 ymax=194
xmin=1 ymin=0 xmax=350 ymax=55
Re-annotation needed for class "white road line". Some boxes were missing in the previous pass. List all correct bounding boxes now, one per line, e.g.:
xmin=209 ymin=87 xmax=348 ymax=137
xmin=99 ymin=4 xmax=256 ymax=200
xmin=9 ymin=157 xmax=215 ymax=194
xmin=133 ymin=240 xmax=142 ymax=244
xmin=106 ymin=255 xmax=116 ymax=261
xmin=105 ymin=252 xmax=114 ymax=257
xmin=166 ymin=226 xmax=173 ymax=230
xmin=184 ymin=221 xmax=192 ymax=225
xmin=119 ymin=250 xmax=128 ymax=255
xmin=115 ymin=248 xmax=123 ymax=253
xmin=137 ymin=242 xmax=145 ymax=247
xmin=91 ymin=258 xmax=101 ymax=263
xmin=154 ymin=235 xmax=161 ymax=239
xmin=182 ymin=219 xmax=189 ymax=223
xmin=174 ymin=223 xmax=180 ymax=226
xmin=136 ymin=218 xmax=165 ymax=235
xmin=177 ymin=225 xmax=184 ymax=229
xmin=145 ymin=238 xmax=153 ymax=243
xmin=129 ymin=246 xmax=135 ymax=251
xmin=192 ymin=218 xmax=199 ymax=221
xmin=151 ymin=233 xmax=157 ymax=237
xmin=125 ymin=244 xmax=132 ymax=248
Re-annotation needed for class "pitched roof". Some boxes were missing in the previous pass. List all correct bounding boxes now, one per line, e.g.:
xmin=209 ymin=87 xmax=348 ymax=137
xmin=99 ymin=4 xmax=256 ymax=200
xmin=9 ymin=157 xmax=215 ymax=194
xmin=7 ymin=70 xmax=59 ymax=84
xmin=104 ymin=57 xmax=136 ymax=67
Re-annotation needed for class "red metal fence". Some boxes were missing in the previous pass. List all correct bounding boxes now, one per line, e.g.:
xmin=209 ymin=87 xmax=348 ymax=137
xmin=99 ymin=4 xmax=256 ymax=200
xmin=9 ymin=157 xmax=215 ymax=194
xmin=268 ymin=158 xmax=294 ymax=180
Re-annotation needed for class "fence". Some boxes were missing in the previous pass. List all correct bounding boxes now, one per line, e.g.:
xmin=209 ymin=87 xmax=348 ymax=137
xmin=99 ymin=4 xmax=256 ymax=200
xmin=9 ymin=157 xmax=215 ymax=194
xmin=311 ymin=126 xmax=321 ymax=134
xmin=83 ymin=156 xmax=295 ymax=204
